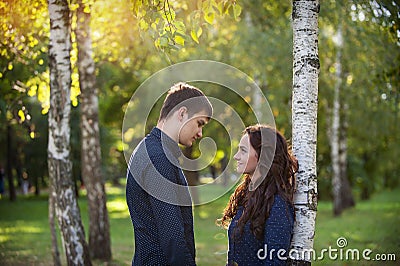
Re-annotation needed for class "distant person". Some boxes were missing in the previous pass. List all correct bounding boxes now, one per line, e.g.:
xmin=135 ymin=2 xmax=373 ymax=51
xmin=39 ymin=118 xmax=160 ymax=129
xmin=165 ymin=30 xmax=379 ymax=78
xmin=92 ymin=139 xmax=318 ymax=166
xmin=22 ymin=171 xmax=29 ymax=195
xmin=218 ymin=124 xmax=298 ymax=265
xmin=126 ymin=82 xmax=213 ymax=265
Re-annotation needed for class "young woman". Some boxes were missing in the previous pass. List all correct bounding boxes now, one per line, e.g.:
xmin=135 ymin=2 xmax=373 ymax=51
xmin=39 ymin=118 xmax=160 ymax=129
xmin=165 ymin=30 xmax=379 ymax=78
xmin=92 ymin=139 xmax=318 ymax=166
xmin=219 ymin=124 xmax=298 ymax=265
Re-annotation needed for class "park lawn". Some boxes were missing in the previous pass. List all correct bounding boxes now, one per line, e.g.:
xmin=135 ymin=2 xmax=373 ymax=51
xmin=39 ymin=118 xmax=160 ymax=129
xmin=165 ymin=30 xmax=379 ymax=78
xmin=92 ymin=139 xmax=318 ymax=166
xmin=312 ymin=190 xmax=400 ymax=266
xmin=0 ymin=185 xmax=399 ymax=266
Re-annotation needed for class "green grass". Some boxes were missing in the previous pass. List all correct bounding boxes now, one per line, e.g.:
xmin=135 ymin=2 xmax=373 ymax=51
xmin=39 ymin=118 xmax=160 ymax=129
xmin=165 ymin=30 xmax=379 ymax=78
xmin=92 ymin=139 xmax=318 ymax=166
xmin=0 ymin=185 xmax=399 ymax=265
xmin=312 ymin=190 xmax=400 ymax=265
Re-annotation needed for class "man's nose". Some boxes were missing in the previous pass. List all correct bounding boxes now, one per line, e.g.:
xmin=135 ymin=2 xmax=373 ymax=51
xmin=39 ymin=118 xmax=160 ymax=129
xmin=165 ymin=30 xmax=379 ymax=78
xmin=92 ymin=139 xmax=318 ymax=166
xmin=197 ymin=128 xmax=203 ymax=138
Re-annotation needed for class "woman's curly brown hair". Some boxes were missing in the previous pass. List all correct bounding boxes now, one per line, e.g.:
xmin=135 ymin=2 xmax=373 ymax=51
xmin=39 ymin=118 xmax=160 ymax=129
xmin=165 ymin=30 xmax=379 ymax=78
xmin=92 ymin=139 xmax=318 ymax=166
xmin=218 ymin=124 xmax=298 ymax=240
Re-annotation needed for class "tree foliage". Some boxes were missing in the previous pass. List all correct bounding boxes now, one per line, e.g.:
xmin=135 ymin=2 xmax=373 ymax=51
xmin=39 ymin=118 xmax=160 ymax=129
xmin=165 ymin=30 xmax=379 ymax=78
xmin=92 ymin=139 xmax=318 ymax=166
xmin=130 ymin=0 xmax=241 ymax=52
xmin=0 ymin=0 xmax=398 ymax=204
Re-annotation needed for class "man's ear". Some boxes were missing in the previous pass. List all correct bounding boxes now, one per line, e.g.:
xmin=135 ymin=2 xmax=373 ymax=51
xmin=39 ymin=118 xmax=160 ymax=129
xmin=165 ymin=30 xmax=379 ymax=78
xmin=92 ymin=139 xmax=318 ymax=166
xmin=177 ymin=106 xmax=188 ymax=121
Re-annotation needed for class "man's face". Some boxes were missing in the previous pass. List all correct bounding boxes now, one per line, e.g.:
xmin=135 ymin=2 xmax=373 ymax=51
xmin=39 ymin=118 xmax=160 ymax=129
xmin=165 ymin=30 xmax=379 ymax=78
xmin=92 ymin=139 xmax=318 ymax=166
xmin=178 ymin=110 xmax=209 ymax=147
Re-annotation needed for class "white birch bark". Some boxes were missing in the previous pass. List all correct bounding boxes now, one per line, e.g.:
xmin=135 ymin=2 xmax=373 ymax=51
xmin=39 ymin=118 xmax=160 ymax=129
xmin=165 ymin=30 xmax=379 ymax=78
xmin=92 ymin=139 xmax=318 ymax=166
xmin=290 ymin=0 xmax=319 ymax=263
xmin=47 ymin=0 xmax=91 ymax=265
xmin=331 ymin=25 xmax=342 ymax=216
xmin=75 ymin=0 xmax=112 ymax=260
xmin=339 ymin=102 xmax=355 ymax=209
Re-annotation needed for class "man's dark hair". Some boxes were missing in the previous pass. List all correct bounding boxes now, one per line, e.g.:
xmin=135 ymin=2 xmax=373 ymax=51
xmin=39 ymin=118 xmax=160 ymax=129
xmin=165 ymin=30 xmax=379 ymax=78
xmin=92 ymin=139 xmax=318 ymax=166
xmin=159 ymin=82 xmax=213 ymax=121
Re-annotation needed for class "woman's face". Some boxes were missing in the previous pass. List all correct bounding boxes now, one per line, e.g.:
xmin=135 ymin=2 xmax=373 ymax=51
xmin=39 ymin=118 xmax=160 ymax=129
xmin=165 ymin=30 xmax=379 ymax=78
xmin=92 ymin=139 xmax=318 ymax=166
xmin=233 ymin=134 xmax=258 ymax=175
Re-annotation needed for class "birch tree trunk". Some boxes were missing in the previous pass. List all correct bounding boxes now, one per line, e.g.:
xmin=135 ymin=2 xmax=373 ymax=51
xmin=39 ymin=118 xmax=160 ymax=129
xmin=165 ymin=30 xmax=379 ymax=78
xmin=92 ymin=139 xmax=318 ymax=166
xmin=75 ymin=0 xmax=112 ymax=260
xmin=331 ymin=25 xmax=355 ymax=215
xmin=290 ymin=0 xmax=319 ymax=264
xmin=339 ymin=103 xmax=355 ymax=209
xmin=47 ymin=0 xmax=91 ymax=265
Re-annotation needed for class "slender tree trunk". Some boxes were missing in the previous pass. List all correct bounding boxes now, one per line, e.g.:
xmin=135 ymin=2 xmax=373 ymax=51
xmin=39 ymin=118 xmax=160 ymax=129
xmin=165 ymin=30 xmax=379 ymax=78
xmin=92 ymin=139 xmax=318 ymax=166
xmin=331 ymin=26 xmax=342 ymax=216
xmin=34 ymin=174 xmax=40 ymax=195
xmin=339 ymin=103 xmax=355 ymax=209
xmin=14 ymin=144 xmax=23 ymax=189
xmin=6 ymin=124 xmax=16 ymax=201
xmin=289 ymin=0 xmax=319 ymax=264
xmin=331 ymin=25 xmax=355 ymax=215
xmin=75 ymin=0 xmax=111 ymax=260
xmin=47 ymin=0 xmax=91 ymax=265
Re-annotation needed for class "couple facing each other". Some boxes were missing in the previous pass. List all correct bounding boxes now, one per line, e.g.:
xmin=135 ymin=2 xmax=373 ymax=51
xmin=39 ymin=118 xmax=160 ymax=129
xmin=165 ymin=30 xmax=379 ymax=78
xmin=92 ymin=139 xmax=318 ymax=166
xmin=126 ymin=82 xmax=298 ymax=265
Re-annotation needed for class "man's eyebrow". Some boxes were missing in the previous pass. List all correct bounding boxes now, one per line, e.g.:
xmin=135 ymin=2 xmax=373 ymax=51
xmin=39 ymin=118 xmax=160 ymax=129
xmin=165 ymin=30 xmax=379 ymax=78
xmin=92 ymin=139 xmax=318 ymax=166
xmin=198 ymin=119 xmax=206 ymax=126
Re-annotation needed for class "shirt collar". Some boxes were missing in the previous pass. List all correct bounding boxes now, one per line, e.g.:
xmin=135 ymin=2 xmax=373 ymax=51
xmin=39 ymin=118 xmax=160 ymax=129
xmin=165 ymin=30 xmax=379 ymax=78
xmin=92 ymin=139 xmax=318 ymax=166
xmin=150 ymin=127 xmax=182 ymax=158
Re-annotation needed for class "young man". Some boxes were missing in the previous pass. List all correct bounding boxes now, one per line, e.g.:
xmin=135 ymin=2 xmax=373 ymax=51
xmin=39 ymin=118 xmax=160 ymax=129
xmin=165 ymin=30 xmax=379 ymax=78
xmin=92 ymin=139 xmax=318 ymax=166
xmin=126 ymin=82 xmax=213 ymax=265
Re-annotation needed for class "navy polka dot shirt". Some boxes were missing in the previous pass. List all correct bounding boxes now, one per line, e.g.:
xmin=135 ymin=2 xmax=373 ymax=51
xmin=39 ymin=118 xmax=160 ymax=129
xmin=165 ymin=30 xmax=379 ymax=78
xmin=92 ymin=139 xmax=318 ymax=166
xmin=227 ymin=194 xmax=294 ymax=265
xmin=126 ymin=127 xmax=196 ymax=265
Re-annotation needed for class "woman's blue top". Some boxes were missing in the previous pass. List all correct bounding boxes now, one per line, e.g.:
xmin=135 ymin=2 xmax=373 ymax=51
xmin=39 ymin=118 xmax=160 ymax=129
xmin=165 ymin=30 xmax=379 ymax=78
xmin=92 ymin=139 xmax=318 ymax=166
xmin=227 ymin=194 xmax=294 ymax=265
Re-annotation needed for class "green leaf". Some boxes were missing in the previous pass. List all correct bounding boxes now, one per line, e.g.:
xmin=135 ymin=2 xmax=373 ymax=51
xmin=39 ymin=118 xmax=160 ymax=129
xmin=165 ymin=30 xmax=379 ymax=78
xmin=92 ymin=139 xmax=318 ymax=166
xmin=154 ymin=38 xmax=161 ymax=48
xmin=174 ymin=20 xmax=186 ymax=34
xmin=216 ymin=1 xmax=223 ymax=15
xmin=222 ymin=1 xmax=230 ymax=14
xmin=190 ymin=26 xmax=203 ymax=44
xmin=83 ymin=5 xmax=91 ymax=14
xmin=174 ymin=35 xmax=185 ymax=46
xmin=197 ymin=26 xmax=203 ymax=38
xmin=139 ymin=20 xmax=149 ymax=31
xmin=151 ymin=22 xmax=158 ymax=31
xmin=204 ymin=10 xmax=215 ymax=24
xmin=191 ymin=29 xmax=199 ymax=43
xmin=233 ymin=4 xmax=242 ymax=20
xmin=131 ymin=0 xmax=143 ymax=16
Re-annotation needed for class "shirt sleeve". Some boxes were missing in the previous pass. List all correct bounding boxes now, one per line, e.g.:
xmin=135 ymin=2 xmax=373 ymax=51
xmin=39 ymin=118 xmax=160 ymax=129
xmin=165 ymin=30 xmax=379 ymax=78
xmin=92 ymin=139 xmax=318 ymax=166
xmin=143 ymin=152 xmax=196 ymax=266
xmin=263 ymin=196 xmax=294 ymax=265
